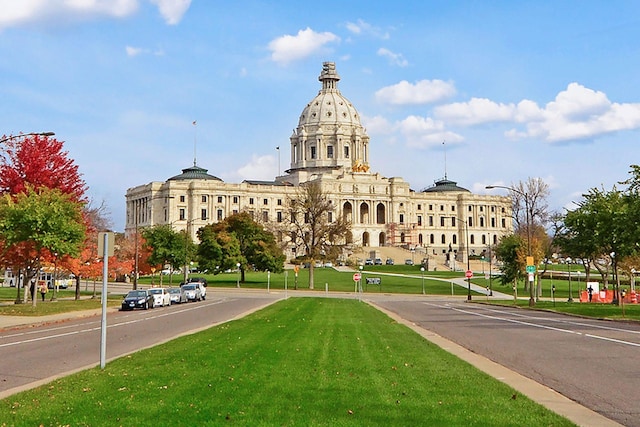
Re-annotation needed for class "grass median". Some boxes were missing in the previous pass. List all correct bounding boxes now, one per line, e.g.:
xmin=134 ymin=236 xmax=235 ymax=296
xmin=1 ymin=298 xmax=575 ymax=426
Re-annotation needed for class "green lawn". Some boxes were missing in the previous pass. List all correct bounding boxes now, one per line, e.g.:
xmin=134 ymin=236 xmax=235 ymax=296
xmin=1 ymin=298 xmax=575 ymax=427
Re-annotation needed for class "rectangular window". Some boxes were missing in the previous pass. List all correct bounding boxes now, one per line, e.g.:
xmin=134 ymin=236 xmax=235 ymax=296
xmin=202 ymin=195 xmax=207 ymax=203
xmin=180 ymin=195 xmax=185 ymax=203
xmin=179 ymin=208 xmax=185 ymax=220
xmin=277 ymin=199 xmax=282 ymax=206
xmin=233 ymin=209 xmax=238 ymax=215
xmin=262 ymin=211 xmax=268 ymax=222
xmin=440 ymin=205 xmax=444 ymax=211
xmin=218 ymin=196 xmax=223 ymax=203
xmin=451 ymin=217 xmax=456 ymax=226
xmin=201 ymin=209 xmax=207 ymax=220
xmin=310 ymin=146 xmax=316 ymax=159
xmin=440 ymin=217 xmax=445 ymax=227
xmin=263 ymin=198 xmax=268 ymax=205
xmin=468 ymin=217 xmax=473 ymax=227
xmin=217 ymin=209 xmax=223 ymax=221
xmin=417 ymin=204 xmax=422 ymax=211
xmin=328 ymin=211 xmax=333 ymax=223
xmin=428 ymin=204 xmax=433 ymax=210
xmin=399 ymin=214 xmax=404 ymax=224
xmin=429 ymin=216 xmax=434 ymax=226
xmin=327 ymin=145 xmax=333 ymax=158
xmin=451 ymin=206 xmax=455 ymax=211
xmin=277 ymin=211 xmax=283 ymax=223
xmin=344 ymin=145 xmax=349 ymax=158
xmin=249 ymin=198 xmax=254 ymax=205
xmin=417 ymin=215 xmax=422 ymax=226
xmin=233 ymin=196 xmax=238 ymax=204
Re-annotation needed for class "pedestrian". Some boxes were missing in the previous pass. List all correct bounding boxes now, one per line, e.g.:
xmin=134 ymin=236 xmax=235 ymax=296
xmin=39 ymin=281 xmax=48 ymax=302
xmin=29 ymin=281 xmax=36 ymax=301
xmin=588 ymin=285 xmax=594 ymax=302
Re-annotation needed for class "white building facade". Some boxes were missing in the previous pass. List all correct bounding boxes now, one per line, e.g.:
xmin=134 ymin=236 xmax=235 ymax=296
xmin=125 ymin=62 xmax=512 ymax=264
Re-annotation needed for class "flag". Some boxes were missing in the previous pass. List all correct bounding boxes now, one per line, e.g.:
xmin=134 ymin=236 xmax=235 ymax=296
xmin=276 ymin=146 xmax=280 ymax=150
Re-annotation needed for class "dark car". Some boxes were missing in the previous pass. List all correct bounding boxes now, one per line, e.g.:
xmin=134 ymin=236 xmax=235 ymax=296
xmin=121 ymin=290 xmax=153 ymax=311
xmin=189 ymin=277 xmax=208 ymax=286
xmin=385 ymin=258 xmax=395 ymax=265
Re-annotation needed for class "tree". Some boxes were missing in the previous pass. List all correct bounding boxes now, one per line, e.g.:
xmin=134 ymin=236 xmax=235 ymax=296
xmin=0 ymin=187 xmax=85 ymax=307
xmin=142 ymin=225 xmax=186 ymax=284
xmin=197 ymin=212 xmax=284 ymax=283
xmin=0 ymin=133 xmax=87 ymax=202
xmin=494 ymin=233 xmax=525 ymax=289
xmin=0 ymin=133 xmax=88 ymax=303
xmin=287 ymin=181 xmax=350 ymax=289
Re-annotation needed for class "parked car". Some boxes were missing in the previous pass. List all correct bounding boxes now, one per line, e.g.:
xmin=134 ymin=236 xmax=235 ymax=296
xmin=365 ymin=258 xmax=374 ymax=265
xmin=148 ymin=288 xmax=171 ymax=307
xmin=189 ymin=277 xmax=208 ymax=287
xmin=374 ymin=258 xmax=383 ymax=265
xmin=181 ymin=283 xmax=202 ymax=302
xmin=385 ymin=258 xmax=395 ymax=265
xmin=324 ymin=262 xmax=333 ymax=268
xmin=405 ymin=259 xmax=414 ymax=265
xmin=121 ymin=290 xmax=153 ymax=311
xmin=188 ymin=277 xmax=207 ymax=300
xmin=168 ymin=287 xmax=185 ymax=304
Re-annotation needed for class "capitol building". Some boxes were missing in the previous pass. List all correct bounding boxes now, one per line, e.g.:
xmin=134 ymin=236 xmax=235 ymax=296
xmin=125 ymin=62 xmax=512 ymax=267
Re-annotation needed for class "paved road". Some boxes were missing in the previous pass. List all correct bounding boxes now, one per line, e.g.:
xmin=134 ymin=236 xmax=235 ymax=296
xmin=372 ymin=297 xmax=640 ymax=427
xmin=0 ymin=292 xmax=281 ymax=398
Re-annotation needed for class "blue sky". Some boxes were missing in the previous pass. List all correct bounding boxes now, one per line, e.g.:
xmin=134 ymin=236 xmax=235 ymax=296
xmin=2 ymin=1 xmax=640 ymax=231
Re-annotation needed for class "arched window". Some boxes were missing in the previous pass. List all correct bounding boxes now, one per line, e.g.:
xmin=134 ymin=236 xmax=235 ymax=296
xmin=376 ymin=203 xmax=385 ymax=224
xmin=360 ymin=202 xmax=369 ymax=224
xmin=343 ymin=201 xmax=352 ymax=221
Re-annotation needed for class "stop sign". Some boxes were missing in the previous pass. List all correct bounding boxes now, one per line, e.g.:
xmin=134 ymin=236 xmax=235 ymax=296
xmin=353 ymin=273 xmax=361 ymax=281
xmin=465 ymin=270 xmax=473 ymax=279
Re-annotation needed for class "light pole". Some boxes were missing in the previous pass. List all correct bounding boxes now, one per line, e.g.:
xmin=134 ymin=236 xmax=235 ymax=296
xmin=236 ymin=263 xmax=241 ymax=288
xmin=457 ymin=216 xmax=472 ymax=301
xmin=420 ymin=266 xmax=425 ymax=294
xmin=566 ymin=257 xmax=573 ymax=302
xmin=486 ymin=184 xmax=535 ymax=307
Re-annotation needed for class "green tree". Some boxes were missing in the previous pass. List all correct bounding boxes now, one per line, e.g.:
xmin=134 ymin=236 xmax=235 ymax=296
xmin=0 ymin=187 xmax=85 ymax=307
xmin=142 ymin=225 xmax=187 ymax=284
xmin=494 ymin=233 xmax=524 ymax=289
xmin=197 ymin=212 xmax=284 ymax=283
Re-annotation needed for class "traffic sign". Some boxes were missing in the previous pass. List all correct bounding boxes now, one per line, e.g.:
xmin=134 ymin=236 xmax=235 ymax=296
xmin=465 ymin=270 xmax=473 ymax=279
xmin=353 ymin=273 xmax=361 ymax=281
xmin=526 ymin=265 xmax=536 ymax=273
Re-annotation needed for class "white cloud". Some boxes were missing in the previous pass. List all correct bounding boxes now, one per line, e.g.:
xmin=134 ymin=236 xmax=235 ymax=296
xmin=268 ymin=27 xmax=340 ymax=65
xmin=520 ymin=83 xmax=640 ymax=142
xmin=434 ymin=98 xmax=517 ymax=126
xmin=395 ymin=115 xmax=464 ymax=149
xmin=377 ymin=48 xmax=408 ymax=67
xmin=345 ymin=19 xmax=389 ymax=39
xmin=126 ymin=45 xmax=144 ymax=57
xmin=237 ymin=154 xmax=277 ymax=181
xmin=376 ymin=79 xmax=456 ymax=105
xmin=361 ymin=114 xmax=392 ymax=136
xmin=0 ymin=0 xmax=190 ymax=29
xmin=149 ymin=0 xmax=191 ymax=25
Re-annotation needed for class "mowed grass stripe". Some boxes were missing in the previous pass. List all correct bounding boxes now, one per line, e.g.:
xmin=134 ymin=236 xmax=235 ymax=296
xmin=2 ymin=298 xmax=575 ymax=426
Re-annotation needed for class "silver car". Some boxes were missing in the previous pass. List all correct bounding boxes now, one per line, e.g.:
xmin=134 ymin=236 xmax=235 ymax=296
xmin=181 ymin=283 xmax=202 ymax=302
xmin=168 ymin=287 xmax=184 ymax=304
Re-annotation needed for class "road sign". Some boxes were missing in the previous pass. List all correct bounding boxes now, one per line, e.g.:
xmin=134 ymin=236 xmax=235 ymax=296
xmin=465 ymin=270 xmax=473 ymax=279
xmin=526 ymin=265 xmax=536 ymax=273
xmin=353 ymin=273 xmax=361 ymax=281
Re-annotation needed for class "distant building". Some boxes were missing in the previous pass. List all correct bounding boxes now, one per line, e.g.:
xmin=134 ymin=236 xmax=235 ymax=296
xmin=125 ymin=62 xmax=512 ymax=264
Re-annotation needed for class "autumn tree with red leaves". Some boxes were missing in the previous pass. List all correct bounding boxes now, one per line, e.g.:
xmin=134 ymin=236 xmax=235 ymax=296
xmin=0 ymin=133 xmax=89 ymax=305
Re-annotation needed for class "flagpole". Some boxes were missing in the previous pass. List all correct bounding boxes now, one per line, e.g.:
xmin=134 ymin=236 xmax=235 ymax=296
xmin=193 ymin=120 xmax=197 ymax=166
xmin=276 ymin=146 xmax=280 ymax=176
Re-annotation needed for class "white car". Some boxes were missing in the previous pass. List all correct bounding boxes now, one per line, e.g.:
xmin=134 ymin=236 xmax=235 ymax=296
xmin=147 ymin=288 xmax=171 ymax=307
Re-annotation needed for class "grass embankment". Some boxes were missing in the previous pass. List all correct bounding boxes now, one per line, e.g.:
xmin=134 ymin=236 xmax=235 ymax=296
xmin=487 ymin=299 xmax=640 ymax=321
xmin=1 ymin=298 xmax=574 ymax=426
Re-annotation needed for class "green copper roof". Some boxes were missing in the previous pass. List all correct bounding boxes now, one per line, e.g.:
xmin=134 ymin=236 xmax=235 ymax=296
xmin=168 ymin=164 xmax=223 ymax=182
xmin=422 ymin=177 xmax=469 ymax=193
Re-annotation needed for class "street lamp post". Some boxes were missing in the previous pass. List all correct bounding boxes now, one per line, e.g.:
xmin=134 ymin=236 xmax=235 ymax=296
xmin=420 ymin=267 xmax=425 ymax=294
xmin=486 ymin=184 xmax=535 ymax=307
xmin=566 ymin=257 xmax=573 ymax=302
xmin=236 ymin=263 xmax=241 ymax=288
xmin=457 ymin=217 xmax=472 ymax=301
